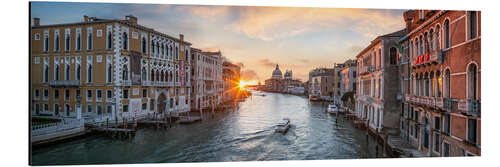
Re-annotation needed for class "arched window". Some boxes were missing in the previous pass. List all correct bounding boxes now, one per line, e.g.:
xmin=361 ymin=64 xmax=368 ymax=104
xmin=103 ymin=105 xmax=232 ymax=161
xmin=390 ymin=47 xmax=397 ymax=65
xmin=122 ymin=32 xmax=128 ymax=50
xmin=429 ymin=29 xmax=434 ymax=51
xmin=444 ymin=69 xmax=451 ymax=98
xmin=142 ymin=68 xmax=147 ymax=81
xmin=55 ymin=65 xmax=60 ymax=80
xmin=169 ymin=71 xmax=173 ymax=82
xmin=156 ymin=69 xmax=159 ymax=81
xmin=444 ymin=20 xmax=450 ymax=48
xmin=142 ymin=37 xmax=147 ymax=54
xmin=65 ymin=64 xmax=70 ymax=80
xmin=107 ymin=64 xmax=112 ymax=83
xmin=76 ymin=64 xmax=81 ymax=81
xmin=87 ymin=64 xmax=92 ymax=83
xmin=87 ymin=30 xmax=93 ymax=50
xmin=435 ymin=25 xmax=441 ymax=50
xmin=430 ymin=71 xmax=435 ymax=97
xmin=378 ymin=48 xmax=382 ymax=67
xmin=468 ymin=63 xmax=478 ymax=100
xmin=65 ymin=34 xmax=70 ymax=51
xmin=415 ymin=37 xmax=419 ymax=56
xmin=54 ymin=35 xmax=60 ymax=51
xmin=161 ymin=71 xmax=165 ymax=82
xmin=437 ymin=71 xmax=442 ymax=97
xmin=175 ymin=46 xmax=179 ymax=60
xmin=419 ymin=35 xmax=424 ymax=55
xmin=151 ymin=69 xmax=155 ymax=81
xmin=122 ymin=64 xmax=128 ymax=81
xmin=44 ymin=65 xmax=49 ymax=82
xmin=76 ymin=33 xmax=81 ymax=50
xmin=176 ymin=70 xmax=179 ymax=82
xmin=107 ymin=30 xmax=112 ymax=49
xmin=425 ymin=72 xmax=429 ymax=96
xmin=424 ymin=32 xmax=428 ymax=54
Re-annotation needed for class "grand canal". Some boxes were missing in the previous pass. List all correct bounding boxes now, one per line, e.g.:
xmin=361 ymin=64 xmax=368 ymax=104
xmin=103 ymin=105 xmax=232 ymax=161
xmin=31 ymin=91 xmax=384 ymax=165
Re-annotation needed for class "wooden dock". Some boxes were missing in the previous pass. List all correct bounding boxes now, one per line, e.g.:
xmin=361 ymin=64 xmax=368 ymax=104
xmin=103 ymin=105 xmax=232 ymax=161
xmin=178 ymin=116 xmax=202 ymax=124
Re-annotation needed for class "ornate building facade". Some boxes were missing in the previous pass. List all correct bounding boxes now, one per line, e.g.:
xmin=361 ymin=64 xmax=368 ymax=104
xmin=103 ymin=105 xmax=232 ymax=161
xmin=31 ymin=15 xmax=192 ymax=121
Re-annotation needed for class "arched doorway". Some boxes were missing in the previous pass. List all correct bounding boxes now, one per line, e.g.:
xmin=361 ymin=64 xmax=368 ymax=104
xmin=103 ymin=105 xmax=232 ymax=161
xmin=157 ymin=92 xmax=167 ymax=114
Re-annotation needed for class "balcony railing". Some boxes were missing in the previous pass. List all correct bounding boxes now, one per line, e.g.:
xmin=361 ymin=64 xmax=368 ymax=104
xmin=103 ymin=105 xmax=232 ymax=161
xmin=411 ymin=49 xmax=444 ymax=67
xmin=48 ymin=80 xmax=81 ymax=87
xmin=122 ymin=80 xmax=132 ymax=86
xmin=142 ymin=81 xmax=152 ymax=86
xmin=467 ymin=99 xmax=481 ymax=117
xmin=359 ymin=65 xmax=375 ymax=75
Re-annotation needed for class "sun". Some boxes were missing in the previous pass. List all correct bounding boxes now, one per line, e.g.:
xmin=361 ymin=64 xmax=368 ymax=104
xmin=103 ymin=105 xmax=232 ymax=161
xmin=238 ymin=80 xmax=257 ymax=88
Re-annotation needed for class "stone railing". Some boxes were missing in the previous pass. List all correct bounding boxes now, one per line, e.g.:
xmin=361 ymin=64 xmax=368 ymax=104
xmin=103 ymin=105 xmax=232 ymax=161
xmin=48 ymin=80 xmax=81 ymax=87
xmin=466 ymin=99 xmax=481 ymax=117
xmin=122 ymin=80 xmax=132 ymax=86
xmin=31 ymin=118 xmax=84 ymax=136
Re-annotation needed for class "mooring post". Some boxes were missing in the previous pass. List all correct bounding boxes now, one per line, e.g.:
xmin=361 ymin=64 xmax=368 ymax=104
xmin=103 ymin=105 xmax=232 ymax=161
xmin=106 ymin=118 xmax=109 ymax=134
xmin=115 ymin=117 xmax=118 ymax=136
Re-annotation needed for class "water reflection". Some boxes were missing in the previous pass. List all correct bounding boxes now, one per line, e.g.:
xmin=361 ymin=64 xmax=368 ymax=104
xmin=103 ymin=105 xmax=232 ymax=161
xmin=31 ymin=91 xmax=383 ymax=165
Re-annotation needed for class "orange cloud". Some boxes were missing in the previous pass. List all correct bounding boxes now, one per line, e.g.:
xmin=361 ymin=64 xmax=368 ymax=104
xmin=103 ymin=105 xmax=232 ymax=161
xmin=224 ymin=7 xmax=404 ymax=41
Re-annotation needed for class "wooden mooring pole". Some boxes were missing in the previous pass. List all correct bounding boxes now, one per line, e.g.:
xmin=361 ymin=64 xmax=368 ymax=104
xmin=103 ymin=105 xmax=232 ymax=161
xmin=106 ymin=118 xmax=109 ymax=134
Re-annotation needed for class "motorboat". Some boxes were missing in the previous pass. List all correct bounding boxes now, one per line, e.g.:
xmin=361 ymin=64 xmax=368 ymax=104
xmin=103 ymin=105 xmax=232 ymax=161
xmin=327 ymin=104 xmax=339 ymax=114
xmin=275 ymin=118 xmax=291 ymax=133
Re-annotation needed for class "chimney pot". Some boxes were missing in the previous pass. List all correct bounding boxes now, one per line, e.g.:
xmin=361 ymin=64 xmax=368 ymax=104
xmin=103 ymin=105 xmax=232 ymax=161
xmin=84 ymin=15 xmax=89 ymax=22
xmin=33 ymin=17 xmax=40 ymax=26
xmin=179 ymin=34 xmax=184 ymax=41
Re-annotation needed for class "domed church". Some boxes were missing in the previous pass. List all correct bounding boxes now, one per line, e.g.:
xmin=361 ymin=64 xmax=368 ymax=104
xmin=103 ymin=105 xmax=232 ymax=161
xmin=271 ymin=64 xmax=283 ymax=80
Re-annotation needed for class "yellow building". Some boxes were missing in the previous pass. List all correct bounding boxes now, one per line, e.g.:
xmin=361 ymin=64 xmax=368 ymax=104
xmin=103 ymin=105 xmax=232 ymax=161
xmin=31 ymin=15 xmax=192 ymax=120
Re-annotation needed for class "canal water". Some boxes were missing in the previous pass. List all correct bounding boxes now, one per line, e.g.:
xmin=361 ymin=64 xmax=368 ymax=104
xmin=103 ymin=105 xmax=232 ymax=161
xmin=31 ymin=91 xmax=384 ymax=165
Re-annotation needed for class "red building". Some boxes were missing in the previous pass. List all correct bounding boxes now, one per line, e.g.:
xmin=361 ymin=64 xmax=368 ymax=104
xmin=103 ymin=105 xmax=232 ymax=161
xmin=399 ymin=10 xmax=480 ymax=157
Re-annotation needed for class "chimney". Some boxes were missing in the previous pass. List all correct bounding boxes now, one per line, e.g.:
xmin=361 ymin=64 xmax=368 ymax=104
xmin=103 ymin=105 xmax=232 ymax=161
xmin=179 ymin=34 xmax=184 ymax=41
xmin=33 ymin=17 xmax=40 ymax=26
xmin=125 ymin=15 xmax=138 ymax=24
xmin=403 ymin=10 xmax=414 ymax=33
xmin=84 ymin=15 xmax=89 ymax=22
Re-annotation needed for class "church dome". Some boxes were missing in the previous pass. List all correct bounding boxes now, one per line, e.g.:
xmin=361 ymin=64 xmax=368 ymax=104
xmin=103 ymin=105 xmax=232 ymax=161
xmin=272 ymin=64 xmax=283 ymax=79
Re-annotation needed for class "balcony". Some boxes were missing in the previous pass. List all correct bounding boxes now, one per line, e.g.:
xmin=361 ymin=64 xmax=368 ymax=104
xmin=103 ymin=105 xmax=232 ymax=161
xmin=411 ymin=49 xmax=444 ymax=67
xmin=48 ymin=80 xmax=81 ymax=87
xmin=359 ymin=65 xmax=375 ymax=75
xmin=142 ymin=81 xmax=152 ymax=86
xmin=466 ymin=99 xmax=481 ymax=117
xmin=122 ymin=80 xmax=132 ymax=86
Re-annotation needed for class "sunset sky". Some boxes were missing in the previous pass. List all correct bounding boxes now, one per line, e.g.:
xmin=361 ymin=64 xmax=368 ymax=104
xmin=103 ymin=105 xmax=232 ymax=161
xmin=31 ymin=2 xmax=406 ymax=83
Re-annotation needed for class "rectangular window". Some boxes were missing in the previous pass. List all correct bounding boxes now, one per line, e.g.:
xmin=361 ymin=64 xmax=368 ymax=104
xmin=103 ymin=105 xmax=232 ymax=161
xmin=35 ymin=104 xmax=40 ymax=114
xmin=434 ymin=116 xmax=441 ymax=130
xmin=43 ymin=89 xmax=49 ymax=100
xmin=467 ymin=119 xmax=477 ymax=144
xmin=444 ymin=115 xmax=451 ymax=134
xmin=123 ymin=105 xmax=129 ymax=112
xmin=106 ymin=105 xmax=112 ymax=114
xmin=43 ymin=104 xmax=49 ymax=112
xmin=54 ymin=89 xmax=59 ymax=100
xmin=106 ymin=90 xmax=112 ymax=101
xmin=443 ymin=142 xmax=450 ymax=157
xmin=150 ymin=99 xmax=155 ymax=110
xmin=123 ymin=89 xmax=129 ymax=99
xmin=434 ymin=133 xmax=440 ymax=153
xmin=97 ymin=29 xmax=102 ymax=37
xmin=142 ymin=89 xmax=147 ymax=98
xmin=65 ymin=89 xmax=70 ymax=101
xmin=96 ymin=90 xmax=102 ymax=102
xmin=34 ymin=89 xmax=40 ymax=100
xmin=76 ymin=89 xmax=81 ymax=101
xmin=142 ymin=103 xmax=147 ymax=110
xmin=96 ymin=104 xmax=102 ymax=115
xmin=87 ymin=89 xmax=93 ymax=101
xmin=54 ymin=104 xmax=59 ymax=113
xmin=87 ymin=104 xmax=93 ymax=112
xmin=35 ymin=33 xmax=40 ymax=40
xmin=469 ymin=11 xmax=477 ymax=39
